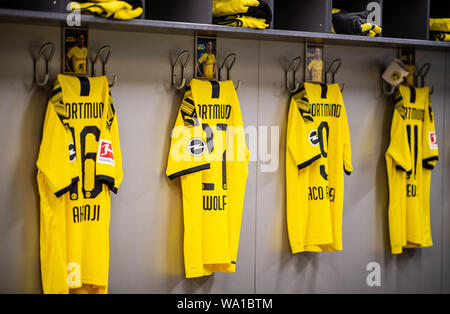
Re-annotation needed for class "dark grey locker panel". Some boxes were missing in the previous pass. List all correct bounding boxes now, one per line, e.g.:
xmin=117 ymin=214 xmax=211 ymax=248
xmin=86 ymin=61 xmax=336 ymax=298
xmin=273 ymin=0 xmax=332 ymax=33
xmin=430 ymin=0 xmax=450 ymax=18
xmin=382 ymin=0 xmax=430 ymax=40
xmin=0 ymin=0 xmax=69 ymax=12
xmin=146 ymin=0 xmax=212 ymax=24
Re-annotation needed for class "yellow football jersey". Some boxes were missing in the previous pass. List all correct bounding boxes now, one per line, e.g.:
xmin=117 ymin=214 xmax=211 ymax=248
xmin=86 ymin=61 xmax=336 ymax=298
xmin=386 ymin=85 xmax=438 ymax=254
xmin=37 ymin=74 xmax=123 ymax=294
xmin=198 ymin=53 xmax=216 ymax=79
xmin=67 ymin=46 xmax=88 ymax=74
xmin=286 ymin=83 xmax=352 ymax=253
xmin=166 ymin=79 xmax=249 ymax=278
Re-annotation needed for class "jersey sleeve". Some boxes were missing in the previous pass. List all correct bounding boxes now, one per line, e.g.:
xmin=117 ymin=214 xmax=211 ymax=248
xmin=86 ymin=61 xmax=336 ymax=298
xmin=341 ymin=103 xmax=353 ymax=175
xmin=422 ymin=93 xmax=439 ymax=169
xmin=286 ymin=90 xmax=321 ymax=170
xmin=96 ymin=92 xmax=123 ymax=194
xmin=386 ymin=100 xmax=412 ymax=175
xmin=166 ymin=89 xmax=210 ymax=180
xmin=36 ymin=88 xmax=78 ymax=197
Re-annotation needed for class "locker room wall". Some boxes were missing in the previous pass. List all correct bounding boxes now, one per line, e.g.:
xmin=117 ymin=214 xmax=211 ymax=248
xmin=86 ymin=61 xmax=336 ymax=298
xmin=0 ymin=23 xmax=448 ymax=294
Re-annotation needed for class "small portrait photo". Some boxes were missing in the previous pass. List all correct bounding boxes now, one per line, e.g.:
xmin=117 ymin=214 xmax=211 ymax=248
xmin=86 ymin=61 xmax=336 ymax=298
xmin=399 ymin=47 xmax=415 ymax=86
xmin=63 ymin=27 xmax=88 ymax=75
xmin=195 ymin=36 xmax=217 ymax=79
xmin=305 ymin=44 xmax=324 ymax=83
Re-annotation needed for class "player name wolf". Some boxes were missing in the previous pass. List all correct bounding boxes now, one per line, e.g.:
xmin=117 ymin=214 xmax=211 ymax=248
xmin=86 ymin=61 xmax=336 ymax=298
xmin=65 ymin=102 xmax=104 ymax=119
xmin=197 ymin=104 xmax=232 ymax=120
xmin=203 ymin=195 xmax=227 ymax=211
xmin=72 ymin=205 xmax=100 ymax=223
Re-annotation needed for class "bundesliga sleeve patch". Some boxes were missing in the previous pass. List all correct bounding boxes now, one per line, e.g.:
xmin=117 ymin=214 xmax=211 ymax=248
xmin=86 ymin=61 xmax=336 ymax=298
xmin=97 ymin=140 xmax=115 ymax=165
xmin=429 ymin=131 xmax=438 ymax=149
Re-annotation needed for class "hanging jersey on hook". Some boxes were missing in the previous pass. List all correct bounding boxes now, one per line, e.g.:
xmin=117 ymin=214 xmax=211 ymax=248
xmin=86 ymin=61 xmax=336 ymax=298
xmin=386 ymin=85 xmax=438 ymax=254
xmin=286 ymin=82 xmax=352 ymax=253
xmin=166 ymin=79 xmax=250 ymax=278
xmin=37 ymin=74 xmax=123 ymax=294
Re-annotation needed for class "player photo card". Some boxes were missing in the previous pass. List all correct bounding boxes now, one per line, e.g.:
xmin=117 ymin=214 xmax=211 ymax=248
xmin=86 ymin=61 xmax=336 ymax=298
xmin=305 ymin=43 xmax=324 ymax=83
xmin=399 ymin=47 xmax=415 ymax=86
xmin=195 ymin=36 xmax=217 ymax=80
xmin=63 ymin=26 xmax=89 ymax=75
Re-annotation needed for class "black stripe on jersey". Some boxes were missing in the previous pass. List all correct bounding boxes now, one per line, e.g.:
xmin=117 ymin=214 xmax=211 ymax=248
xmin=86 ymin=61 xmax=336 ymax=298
xmin=409 ymin=86 xmax=416 ymax=103
xmin=222 ymin=150 xmax=227 ymax=190
xmin=96 ymin=175 xmax=118 ymax=194
xmin=202 ymin=183 xmax=215 ymax=191
xmin=51 ymin=87 xmax=62 ymax=98
xmin=168 ymin=164 xmax=211 ymax=180
xmin=423 ymin=156 xmax=439 ymax=170
xmin=55 ymin=177 xmax=79 ymax=198
xmin=320 ymin=84 xmax=328 ymax=99
xmin=395 ymin=165 xmax=413 ymax=176
xmin=78 ymin=76 xmax=90 ymax=96
xmin=210 ymin=81 xmax=220 ymax=98
xmin=231 ymin=261 xmax=236 ymax=265
xmin=344 ymin=167 xmax=352 ymax=176
xmin=297 ymin=154 xmax=321 ymax=170
xmin=414 ymin=126 xmax=418 ymax=178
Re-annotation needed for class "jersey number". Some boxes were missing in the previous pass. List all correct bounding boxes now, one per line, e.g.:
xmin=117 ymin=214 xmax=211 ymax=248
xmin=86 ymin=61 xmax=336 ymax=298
xmin=317 ymin=121 xmax=329 ymax=181
xmin=202 ymin=123 xmax=227 ymax=191
xmin=406 ymin=124 xmax=418 ymax=178
xmin=69 ymin=125 xmax=103 ymax=199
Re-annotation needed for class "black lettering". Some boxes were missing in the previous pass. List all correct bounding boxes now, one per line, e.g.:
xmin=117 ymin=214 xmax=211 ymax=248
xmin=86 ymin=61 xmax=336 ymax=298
xmin=73 ymin=207 xmax=79 ymax=223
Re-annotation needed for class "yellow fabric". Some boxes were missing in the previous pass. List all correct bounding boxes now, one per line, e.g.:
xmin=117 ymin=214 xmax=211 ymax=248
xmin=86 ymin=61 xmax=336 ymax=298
xmin=198 ymin=53 xmax=216 ymax=79
xmin=432 ymin=32 xmax=450 ymax=41
xmin=71 ymin=1 xmax=143 ymax=20
xmin=66 ymin=46 xmax=88 ymax=74
xmin=212 ymin=0 xmax=261 ymax=17
xmin=167 ymin=79 xmax=249 ymax=278
xmin=430 ymin=18 xmax=450 ymax=32
xmin=37 ymin=74 xmax=123 ymax=294
xmin=386 ymin=86 xmax=438 ymax=254
xmin=306 ymin=59 xmax=324 ymax=83
xmin=286 ymin=83 xmax=352 ymax=254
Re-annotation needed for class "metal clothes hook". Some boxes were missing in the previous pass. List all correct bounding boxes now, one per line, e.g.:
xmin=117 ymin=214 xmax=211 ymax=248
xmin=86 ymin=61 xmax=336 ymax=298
xmin=92 ymin=45 xmax=117 ymax=87
xmin=416 ymin=62 xmax=434 ymax=95
xmin=219 ymin=53 xmax=241 ymax=90
xmin=325 ymin=58 xmax=344 ymax=93
xmin=172 ymin=50 xmax=190 ymax=90
xmin=34 ymin=42 xmax=55 ymax=87
xmin=285 ymin=56 xmax=302 ymax=93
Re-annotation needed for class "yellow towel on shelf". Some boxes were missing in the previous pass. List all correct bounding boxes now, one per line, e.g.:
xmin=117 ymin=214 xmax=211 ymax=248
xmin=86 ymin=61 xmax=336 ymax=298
xmin=429 ymin=18 xmax=450 ymax=32
xmin=213 ymin=15 xmax=269 ymax=29
xmin=70 ymin=0 xmax=143 ymax=20
xmin=213 ymin=0 xmax=261 ymax=17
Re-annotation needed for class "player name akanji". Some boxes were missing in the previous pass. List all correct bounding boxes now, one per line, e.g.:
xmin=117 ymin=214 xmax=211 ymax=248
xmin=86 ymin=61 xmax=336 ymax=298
xmin=72 ymin=205 xmax=101 ymax=223
xmin=197 ymin=104 xmax=232 ymax=120
xmin=65 ymin=102 xmax=104 ymax=119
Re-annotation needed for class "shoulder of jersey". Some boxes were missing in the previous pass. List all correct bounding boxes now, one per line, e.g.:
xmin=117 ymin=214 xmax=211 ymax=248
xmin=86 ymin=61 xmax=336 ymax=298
xmin=394 ymin=90 xmax=407 ymax=120
xmin=292 ymin=87 xmax=314 ymax=124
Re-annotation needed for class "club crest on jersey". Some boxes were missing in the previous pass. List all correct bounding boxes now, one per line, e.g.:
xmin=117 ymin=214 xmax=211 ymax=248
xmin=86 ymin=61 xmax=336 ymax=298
xmin=308 ymin=130 xmax=319 ymax=146
xmin=186 ymin=138 xmax=206 ymax=157
xmin=97 ymin=140 xmax=114 ymax=165
xmin=429 ymin=131 xmax=438 ymax=149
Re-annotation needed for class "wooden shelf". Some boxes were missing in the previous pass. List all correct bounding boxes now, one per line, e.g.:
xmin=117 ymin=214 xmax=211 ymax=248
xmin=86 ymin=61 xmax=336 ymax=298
xmin=1 ymin=8 xmax=450 ymax=51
